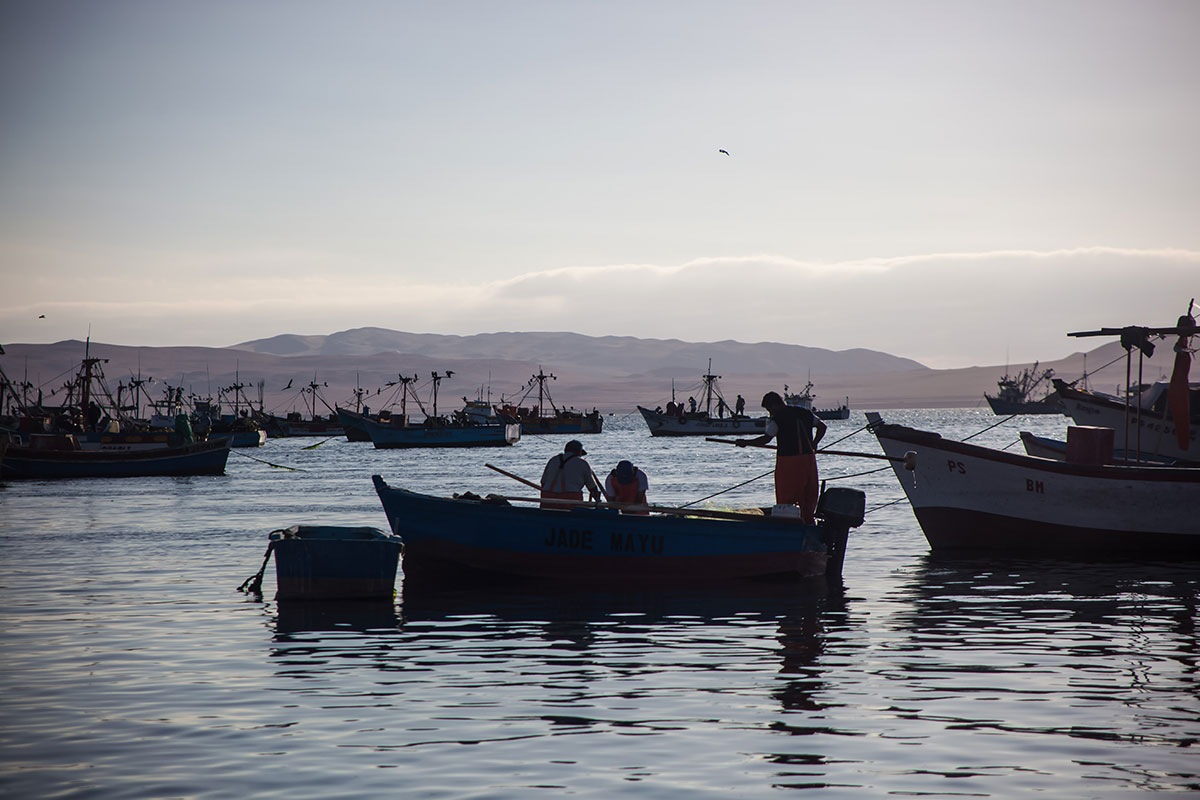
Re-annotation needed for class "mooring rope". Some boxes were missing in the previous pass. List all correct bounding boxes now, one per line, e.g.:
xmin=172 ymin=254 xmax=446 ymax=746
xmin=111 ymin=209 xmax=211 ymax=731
xmin=230 ymin=449 xmax=305 ymax=471
xmin=237 ymin=541 xmax=275 ymax=594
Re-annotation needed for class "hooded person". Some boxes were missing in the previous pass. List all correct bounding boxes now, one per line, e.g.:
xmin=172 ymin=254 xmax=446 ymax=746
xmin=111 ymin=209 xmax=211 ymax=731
xmin=604 ymin=459 xmax=649 ymax=513
xmin=540 ymin=439 xmax=602 ymax=508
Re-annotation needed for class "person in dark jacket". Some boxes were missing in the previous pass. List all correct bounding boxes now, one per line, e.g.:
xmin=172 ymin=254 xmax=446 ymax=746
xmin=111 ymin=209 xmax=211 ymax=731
xmin=737 ymin=391 xmax=826 ymax=522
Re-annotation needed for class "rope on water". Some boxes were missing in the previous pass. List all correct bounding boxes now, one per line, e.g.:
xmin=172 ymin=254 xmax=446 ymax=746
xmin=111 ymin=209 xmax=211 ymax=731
xmin=231 ymin=449 xmax=305 ymax=471
xmin=302 ymin=437 xmax=336 ymax=450
xmin=237 ymin=541 xmax=275 ymax=594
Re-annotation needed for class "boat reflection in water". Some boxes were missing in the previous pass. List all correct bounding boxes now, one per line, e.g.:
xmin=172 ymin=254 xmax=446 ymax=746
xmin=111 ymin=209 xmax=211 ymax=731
xmin=886 ymin=556 xmax=1198 ymax=724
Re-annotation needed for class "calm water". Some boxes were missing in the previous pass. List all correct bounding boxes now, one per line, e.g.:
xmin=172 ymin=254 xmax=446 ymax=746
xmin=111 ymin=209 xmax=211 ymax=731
xmin=1 ymin=409 xmax=1197 ymax=798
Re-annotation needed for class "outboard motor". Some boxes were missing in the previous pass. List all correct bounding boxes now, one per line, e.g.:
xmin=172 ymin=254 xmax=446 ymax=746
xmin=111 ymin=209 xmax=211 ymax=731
xmin=815 ymin=485 xmax=867 ymax=578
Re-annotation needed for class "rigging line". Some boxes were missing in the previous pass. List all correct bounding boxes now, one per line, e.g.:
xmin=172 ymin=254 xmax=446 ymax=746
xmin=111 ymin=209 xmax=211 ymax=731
xmin=865 ymin=496 xmax=909 ymax=514
xmin=962 ymin=414 xmax=1017 ymax=441
xmin=824 ymin=464 xmax=891 ymax=481
xmin=821 ymin=422 xmax=871 ymax=449
xmin=1070 ymin=349 xmax=1152 ymax=383
xmin=678 ymin=468 xmax=775 ymax=508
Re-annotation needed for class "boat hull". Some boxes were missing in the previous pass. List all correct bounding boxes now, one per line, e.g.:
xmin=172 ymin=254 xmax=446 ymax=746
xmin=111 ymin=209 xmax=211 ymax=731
xmin=209 ymin=429 xmax=268 ymax=448
xmin=364 ymin=419 xmax=520 ymax=449
xmin=512 ymin=413 xmax=603 ymax=435
xmin=335 ymin=407 xmax=377 ymax=442
xmin=985 ymin=395 xmax=1064 ymax=415
xmin=2 ymin=438 xmax=231 ymax=479
xmin=372 ymin=476 xmax=835 ymax=583
xmin=815 ymin=406 xmax=851 ymax=420
xmin=637 ymin=406 xmax=768 ymax=437
xmin=263 ymin=415 xmax=344 ymax=438
xmin=869 ymin=414 xmax=1199 ymax=555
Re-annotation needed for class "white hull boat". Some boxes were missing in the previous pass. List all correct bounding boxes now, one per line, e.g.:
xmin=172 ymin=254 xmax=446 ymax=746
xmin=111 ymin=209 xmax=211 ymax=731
xmin=868 ymin=412 xmax=1199 ymax=556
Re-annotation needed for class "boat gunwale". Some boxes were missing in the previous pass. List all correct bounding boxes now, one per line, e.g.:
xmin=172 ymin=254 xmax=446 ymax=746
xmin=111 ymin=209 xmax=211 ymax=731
xmin=872 ymin=421 xmax=1199 ymax=482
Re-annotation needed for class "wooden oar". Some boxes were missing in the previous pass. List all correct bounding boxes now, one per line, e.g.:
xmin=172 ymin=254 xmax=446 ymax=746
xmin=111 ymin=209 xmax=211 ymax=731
xmin=486 ymin=463 xmax=540 ymax=490
xmin=490 ymin=494 xmax=798 ymax=523
xmin=705 ymin=437 xmax=916 ymax=470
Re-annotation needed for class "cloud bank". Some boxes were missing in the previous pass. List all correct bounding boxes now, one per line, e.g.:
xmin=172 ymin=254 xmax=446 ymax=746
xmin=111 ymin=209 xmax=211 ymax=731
xmin=2 ymin=246 xmax=1195 ymax=369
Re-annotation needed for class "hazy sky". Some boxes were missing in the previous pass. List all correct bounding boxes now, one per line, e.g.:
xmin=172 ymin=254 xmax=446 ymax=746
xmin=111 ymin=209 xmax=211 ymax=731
xmin=1 ymin=0 xmax=1197 ymax=368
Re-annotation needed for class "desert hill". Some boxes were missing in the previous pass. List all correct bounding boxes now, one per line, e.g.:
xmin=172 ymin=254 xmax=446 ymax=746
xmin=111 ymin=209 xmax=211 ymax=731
xmin=0 ymin=328 xmax=1178 ymax=416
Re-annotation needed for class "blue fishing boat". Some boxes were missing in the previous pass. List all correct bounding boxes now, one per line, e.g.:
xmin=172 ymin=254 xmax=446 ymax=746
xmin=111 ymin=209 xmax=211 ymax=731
xmin=2 ymin=436 xmax=231 ymax=479
xmin=372 ymin=475 xmax=865 ymax=583
xmin=362 ymin=416 xmax=519 ymax=448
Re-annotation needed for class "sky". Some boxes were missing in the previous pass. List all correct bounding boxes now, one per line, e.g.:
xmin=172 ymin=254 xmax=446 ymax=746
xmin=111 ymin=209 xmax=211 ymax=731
xmin=1 ymin=0 xmax=1197 ymax=369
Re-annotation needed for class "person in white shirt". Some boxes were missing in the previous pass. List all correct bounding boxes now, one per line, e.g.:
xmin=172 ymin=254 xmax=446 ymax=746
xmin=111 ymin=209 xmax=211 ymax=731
xmin=540 ymin=440 xmax=601 ymax=508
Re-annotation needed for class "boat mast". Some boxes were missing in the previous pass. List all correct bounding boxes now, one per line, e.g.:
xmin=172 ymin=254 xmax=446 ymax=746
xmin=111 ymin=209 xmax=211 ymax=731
xmin=430 ymin=371 xmax=453 ymax=418
xmin=702 ymin=359 xmax=720 ymax=416
xmin=534 ymin=367 xmax=556 ymax=418
xmin=78 ymin=338 xmax=108 ymax=432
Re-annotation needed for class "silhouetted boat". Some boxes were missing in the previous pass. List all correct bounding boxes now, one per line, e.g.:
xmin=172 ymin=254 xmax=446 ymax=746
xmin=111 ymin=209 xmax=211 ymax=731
xmin=495 ymin=368 xmax=602 ymax=434
xmin=638 ymin=361 xmax=765 ymax=436
xmin=372 ymin=475 xmax=866 ymax=584
xmin=985 ymin=363 xmax=1064 ymax=415
xmin=2 ymin=435 xmax=231 ymax=479
xmin=783 ymin=382 xmax=851 ymax=420
xmin=359 ymin=371 xmax=519 ymax=448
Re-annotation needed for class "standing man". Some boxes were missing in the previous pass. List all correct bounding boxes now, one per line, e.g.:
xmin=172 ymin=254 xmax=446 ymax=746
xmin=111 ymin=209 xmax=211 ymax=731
xmin=737 ymin=391 xmax=826 ymax=522
xmin=735 ymin=394 xmax=745 ymax=416
xmin=540 ymin=440 xmax=602 ymax=508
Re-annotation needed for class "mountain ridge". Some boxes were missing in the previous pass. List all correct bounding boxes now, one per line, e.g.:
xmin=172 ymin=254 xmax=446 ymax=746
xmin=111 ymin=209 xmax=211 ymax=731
xmin=1 ymin=328 xmax=1170 ymax=413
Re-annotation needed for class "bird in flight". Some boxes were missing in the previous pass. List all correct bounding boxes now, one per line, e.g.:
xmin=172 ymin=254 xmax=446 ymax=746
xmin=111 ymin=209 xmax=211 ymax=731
xmin=718 ymin=149 xmax=730 ymax=156
xmin=281 ymin=379 xmax=293 ymax=390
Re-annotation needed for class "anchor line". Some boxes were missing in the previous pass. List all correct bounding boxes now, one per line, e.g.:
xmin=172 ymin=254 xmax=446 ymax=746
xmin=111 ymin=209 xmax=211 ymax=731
xmin=231 ymin=449 xmax=305 ymax=471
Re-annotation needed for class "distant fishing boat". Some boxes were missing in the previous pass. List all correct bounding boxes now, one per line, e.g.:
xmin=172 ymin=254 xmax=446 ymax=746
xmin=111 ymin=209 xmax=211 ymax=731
xmin=495 ymin=368 xmax=603 ymax=435
xmin=984 ymin=363 xmax=1064 ymax=415
xmin=261 ymin=376 xmax=344 ymax=438
xmin=783 ymin=382 xmax=851 ymax=420
xmin=361 ymin=371 xmax=519 ymax=449
xmin=372 ymin=475 xmax=866 ymax=584
xmin=638 ymin=360 xmax=766 ymax=437
xmin=190 ymin=376 xmax=267 ymax=447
